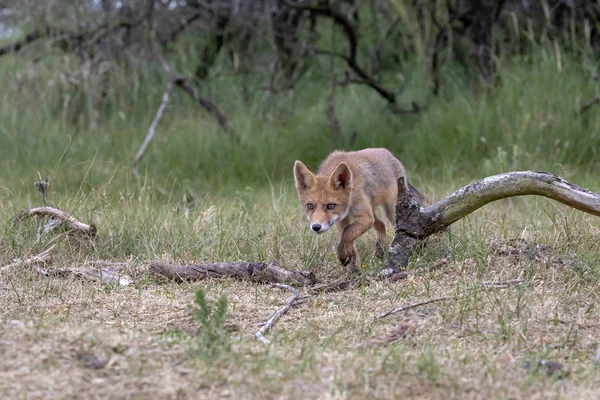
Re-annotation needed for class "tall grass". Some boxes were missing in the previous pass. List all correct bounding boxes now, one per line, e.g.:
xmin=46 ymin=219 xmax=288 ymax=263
xmin=1 ymin=45 xmax=599 ymax=200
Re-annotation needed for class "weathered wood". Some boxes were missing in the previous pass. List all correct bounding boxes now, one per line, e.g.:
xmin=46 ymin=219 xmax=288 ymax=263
xmin=384 ymin=171 xmax=600 ymax=274
xmin=16 ymin=206 xmax=97 ymax=237
xmin=255 ymin=283 xmax=300 ymax=344
xmin=36 ymin=265 xmax=132 ymax=286
xmin=149 ymin=261 xmax=317 ymax=286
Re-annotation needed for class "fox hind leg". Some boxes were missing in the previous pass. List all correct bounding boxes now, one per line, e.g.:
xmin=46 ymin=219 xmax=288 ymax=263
xmin=374 ymin=215 xmax=387 ymax=259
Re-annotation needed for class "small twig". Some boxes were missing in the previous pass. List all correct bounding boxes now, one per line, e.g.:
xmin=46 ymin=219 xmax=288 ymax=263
xmin=327 ymin=19 xmax=341 ymax=143
xmin=1 ymin=245 xmax=55 ymax=273
xmin=35 ymin=177 xmax=49 ymax=206
xmin=482 ymin=269 xmax=525 ymax=289
xmin=580 ymin=96 xmax=600 ymax=114
xmin=132 ymin=79 xmax=175 ymax=175
xmin=413 ymin=256 xmax=452 ymax=275
xmin=375 ymin=296 xmax=451 ymax=320
xmin=255 ymin=283 xmax=300 ymax=344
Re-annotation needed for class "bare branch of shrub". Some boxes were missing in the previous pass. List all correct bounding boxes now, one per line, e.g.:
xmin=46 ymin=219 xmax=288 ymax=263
xmin=132 ymin=79 xmax=175 ymax=175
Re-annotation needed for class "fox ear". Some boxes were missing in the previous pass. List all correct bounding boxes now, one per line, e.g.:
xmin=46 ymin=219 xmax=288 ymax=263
xmin=330 ymin=162 xmax=352 ymax=190
xmin=294 ymin=160 xmax=315 ymax=191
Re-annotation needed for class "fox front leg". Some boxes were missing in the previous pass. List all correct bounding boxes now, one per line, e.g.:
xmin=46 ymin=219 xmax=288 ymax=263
xmin=337 ymin=215 xmax=374 ymax=273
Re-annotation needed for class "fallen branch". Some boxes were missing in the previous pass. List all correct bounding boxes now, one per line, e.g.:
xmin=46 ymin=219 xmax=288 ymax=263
xmin=375 ymin=296 xmax=451 ymax=320
xmin=16 ymin=207 xmax=97 ymax=237
xmin=35 ymin=265 xmax=132 ymax=286
xmin=482 ymin=272 xmax=524 ymax=289
xmin=384 ymin=171 xmax=600 ymax=274
xmin=149 ymin=261 xmax=317 ymax=286
xmin=255 ymin=283 xmax=300 ymax=344
xmin=132 ymin=79 xmax=175 ymax=174
xmin=0 ymin=245 xmax=55 ymax=273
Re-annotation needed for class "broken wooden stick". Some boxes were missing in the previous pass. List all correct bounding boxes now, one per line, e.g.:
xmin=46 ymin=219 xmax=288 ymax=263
xmin=255 ymin=283 xmax=300 ymax=344
xmin=35 ymin=265 xmax=132 ymax=286
xmin=149 ymin=260 xmax=317 ymax=286
xmin=16 ymin=206 xmax=97 ymax=237
xmin=132 ymin=79 xmax=175 ymax=175
xmin=0 ymin=245 xmax=55 ymax=273
xmin=375 ymin=296 xmax=451 ymax=320
xmin=384 ymin=171 xmax=600 ymax=274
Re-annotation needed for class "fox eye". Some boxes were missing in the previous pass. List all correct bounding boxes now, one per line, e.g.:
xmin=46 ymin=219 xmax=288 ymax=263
xmin=327 ymin=203 xmax=336 ymax=210
xmin=307 ymin=203 xmax=314 ymax=210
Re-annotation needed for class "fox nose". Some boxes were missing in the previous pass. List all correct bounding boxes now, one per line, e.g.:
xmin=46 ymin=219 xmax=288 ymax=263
xmin=311 ymin=224 xmax=322 ymax=232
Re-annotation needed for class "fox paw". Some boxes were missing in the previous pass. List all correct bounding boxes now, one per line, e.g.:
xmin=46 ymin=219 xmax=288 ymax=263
xmin=337 ymin=244 xmax=353 ymax=265
xmin=338 ymin=254 xmax=352 ymax=266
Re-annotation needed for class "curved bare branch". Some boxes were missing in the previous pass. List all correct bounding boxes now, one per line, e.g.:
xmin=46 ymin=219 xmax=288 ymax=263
xmin=384 ymin=171 xmax=600 ymax=274
xmin=423 ymin=171 xmax=600 ymax=236
xmin=16 ymin=206 xmax=97 ymax=237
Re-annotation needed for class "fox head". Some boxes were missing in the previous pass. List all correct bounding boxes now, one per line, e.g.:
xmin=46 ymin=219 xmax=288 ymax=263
xmin=293 ymin=160 xmax=353 ymax=234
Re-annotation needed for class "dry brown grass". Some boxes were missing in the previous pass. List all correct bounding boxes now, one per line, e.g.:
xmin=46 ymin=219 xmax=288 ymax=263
xmin=1 ymin=182 xmax=600 ymax=399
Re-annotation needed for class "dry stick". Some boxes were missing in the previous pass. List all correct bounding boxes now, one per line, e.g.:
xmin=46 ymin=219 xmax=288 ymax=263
xmin=376 ymin=276 xmax=525 ymax=320
xmin=16 ymin=207 xmax=96 ymax=237
xmin=35 ymin=265 xmax=132 ymax=286
xmin=149 ymin=261 xmax=317 ymax=286
xmin=132 ymin=79 xmax=175 ymax=175
xmin=0 ymin=245 xmax=55 ymax=273
xmin=375 ymin=296 xmax=451 ymax=320
xmin=482 ymin=269 xmax=525 ymax=288
xmin=255 ymin=283 xmax=300 ymax=344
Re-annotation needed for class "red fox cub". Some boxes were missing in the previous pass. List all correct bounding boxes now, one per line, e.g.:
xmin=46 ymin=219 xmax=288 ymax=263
xmin=294 ymin=148 xmax=425 ymax=272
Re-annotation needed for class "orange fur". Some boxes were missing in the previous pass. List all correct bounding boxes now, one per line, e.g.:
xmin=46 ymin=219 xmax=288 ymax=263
xmin=294 ymin=148 xmax=416 ymax=272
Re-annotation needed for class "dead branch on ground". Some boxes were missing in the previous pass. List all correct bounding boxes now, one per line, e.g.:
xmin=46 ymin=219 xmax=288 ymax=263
xmin=0 ymin=245 xmax=55 ymax=273
xmin=149 ymin=261 xmax=316 ymax=286
xmin=255 ymin=283 xmax=300 ymax=344
xmin=35 ymin=265 xmax=132 ymax=286
xmin=375 ymin=296 xmax=451 ymax=320
xmin=16 ymin=207 xmax=97 ymax=238
xmin=383 ymin=171 xmax=600 ymax=276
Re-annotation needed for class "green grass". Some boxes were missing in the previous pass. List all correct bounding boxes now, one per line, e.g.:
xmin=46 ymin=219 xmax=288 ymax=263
xmin=1 ymin=47 xmax=599 ymax=197
xmin=1 ymin=181 xmax=600 ymax=399
xmin=1 ymin=46 xmax=600 ymax=398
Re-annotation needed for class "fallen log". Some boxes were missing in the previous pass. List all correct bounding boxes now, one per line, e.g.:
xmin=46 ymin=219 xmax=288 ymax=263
xmin=149 ymin=261 xmax=317 ymax=286
xmin=384 ymin=171 xmax=600 ymax=275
